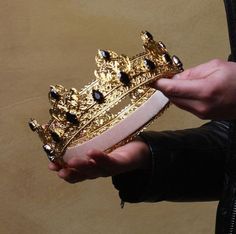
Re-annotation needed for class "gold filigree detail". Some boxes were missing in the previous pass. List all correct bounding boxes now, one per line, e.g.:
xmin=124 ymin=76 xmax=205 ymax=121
xmin=29 ymin=31 xmax=183 ymax=165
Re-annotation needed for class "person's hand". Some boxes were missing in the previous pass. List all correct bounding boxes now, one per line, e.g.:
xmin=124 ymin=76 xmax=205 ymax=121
xmin=48 ymin=139 xmax=150 ymax=183
xmin=153 ymin=59 xmax=236 ymax=120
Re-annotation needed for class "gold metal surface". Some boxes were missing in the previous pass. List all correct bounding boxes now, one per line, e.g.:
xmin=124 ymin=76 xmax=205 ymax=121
xmin=29 ymin=31 xmax=183 ymax=164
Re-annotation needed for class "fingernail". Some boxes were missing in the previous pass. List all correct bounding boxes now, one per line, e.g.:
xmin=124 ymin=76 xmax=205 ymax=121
xmin=89 ymin=159 xmax=96 ymax=165
xmin=173 ymin=74 xmax=180 ymax=79
xmin=58 ymin=170 xmax=65 ymax=178
xmin=154 ymin=79 xmax=160 ymax=87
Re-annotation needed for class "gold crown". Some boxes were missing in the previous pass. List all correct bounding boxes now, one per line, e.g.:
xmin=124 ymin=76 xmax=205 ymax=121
xmin=29 ymin=31 xmax=183 ymax=165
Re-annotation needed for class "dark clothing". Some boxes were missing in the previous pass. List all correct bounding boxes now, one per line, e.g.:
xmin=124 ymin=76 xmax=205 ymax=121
xmin=112 ymin=1 xmax=236 ymax=233
xmin=113 ymin=122 xmax=234 ymax=233
xmin=225 ymin=0 xmax=236 ymax=61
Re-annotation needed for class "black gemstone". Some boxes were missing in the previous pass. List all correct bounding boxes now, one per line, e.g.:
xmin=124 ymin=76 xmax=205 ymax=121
xmin=158 ymin=41 xmax=166 ymax=49
xmin=47 ymin=155 xmax=56 ymax=162
xmin=172 ymin=55 xmax=183 ymax=68
xmin=28 ymin=120 xmax=37 ymax=131
xmin=66 ymin=111 xmax=78 ymax=124
xmin=50 ymin=88 xmax=60 ymax=100
xmin=51 ymin=131 xmax=61 ymax=142
xmin=99 ymin=50 xmax=110 ymax=60
xmin=43 ymin=144 xmax=54 ymax=156
xmin=29 ymin=122 xmax=35 ymax=131
xmin=118 ymin=71 xmax=130 ymax=85
xmin=92 ymin=90 xmax=104 ymax=103
xmin=163 ymin=53 xmax=172 ymax=64
xmin=144 ymin=31 xmax=153 ymax=40
xmin=144 ymin=59 xmax=156 ymax=70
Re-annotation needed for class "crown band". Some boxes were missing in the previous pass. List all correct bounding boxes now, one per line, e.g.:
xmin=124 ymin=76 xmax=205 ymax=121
xmin=29 ymin=31 xmax=183 ymax=166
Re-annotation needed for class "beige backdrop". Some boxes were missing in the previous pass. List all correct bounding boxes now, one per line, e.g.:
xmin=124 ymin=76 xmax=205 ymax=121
xmin=0 ymin=1 xmax=229 ymax=234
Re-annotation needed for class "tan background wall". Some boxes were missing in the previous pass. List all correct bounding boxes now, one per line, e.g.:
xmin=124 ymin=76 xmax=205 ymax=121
xmin=0 ymin=1 xmax=229 ymax=233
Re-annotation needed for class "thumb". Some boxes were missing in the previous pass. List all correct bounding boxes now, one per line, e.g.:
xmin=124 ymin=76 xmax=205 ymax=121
xmin=87 ymin=149 xmax=111 ymax=163
xmin=154 ymin=78 xmax=206 ymax=99
xmin=87 ymin=149 xmax=119 ymax=176
xmin=87 ymin=149 xmax=126 ymax=176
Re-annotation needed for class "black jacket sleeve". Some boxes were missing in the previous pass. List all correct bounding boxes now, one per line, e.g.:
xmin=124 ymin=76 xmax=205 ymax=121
xmin=112 ymin=121 xmax=231 ymax=203
xmin=224 ymin=0 xmax=236 ymax=61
